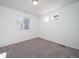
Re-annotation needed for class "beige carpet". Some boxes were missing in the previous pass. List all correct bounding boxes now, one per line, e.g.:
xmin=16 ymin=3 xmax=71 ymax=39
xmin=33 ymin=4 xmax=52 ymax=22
xmin=0 ymin=38 xmax=79 ymax=58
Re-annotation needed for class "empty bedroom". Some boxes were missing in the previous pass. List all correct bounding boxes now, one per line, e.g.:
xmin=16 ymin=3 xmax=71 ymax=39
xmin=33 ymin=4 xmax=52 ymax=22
xmin=0 ymin=0 xmax=79 ymax=58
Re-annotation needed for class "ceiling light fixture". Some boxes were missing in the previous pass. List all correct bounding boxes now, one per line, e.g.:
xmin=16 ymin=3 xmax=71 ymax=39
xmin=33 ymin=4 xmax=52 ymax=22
xmin=32 ymin=0 xmax=39 ymax=6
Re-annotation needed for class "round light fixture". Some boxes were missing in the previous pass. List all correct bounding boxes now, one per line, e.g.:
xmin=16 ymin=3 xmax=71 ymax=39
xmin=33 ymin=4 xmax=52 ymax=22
xmin=32 ymin=0 xmax=38 ymax=6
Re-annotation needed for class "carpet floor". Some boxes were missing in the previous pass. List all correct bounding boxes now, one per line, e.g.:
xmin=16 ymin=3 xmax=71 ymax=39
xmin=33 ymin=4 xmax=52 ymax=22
xmin=0 ymin=38 xmax=79 ymax=58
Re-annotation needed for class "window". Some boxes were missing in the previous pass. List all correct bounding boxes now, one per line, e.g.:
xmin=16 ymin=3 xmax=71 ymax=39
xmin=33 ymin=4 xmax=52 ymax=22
xmin=17 ymin=16 xmax=29 ymax=30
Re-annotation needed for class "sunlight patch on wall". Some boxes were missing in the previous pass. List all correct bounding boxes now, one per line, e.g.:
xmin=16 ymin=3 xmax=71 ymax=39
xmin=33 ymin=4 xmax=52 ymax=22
xmin=44 ymin=16 xmax=49 ymax=22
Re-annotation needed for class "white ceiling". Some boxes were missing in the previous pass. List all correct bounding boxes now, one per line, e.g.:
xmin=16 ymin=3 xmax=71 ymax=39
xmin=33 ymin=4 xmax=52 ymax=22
xmin=0 ymin=0 xmax=78 ymax=16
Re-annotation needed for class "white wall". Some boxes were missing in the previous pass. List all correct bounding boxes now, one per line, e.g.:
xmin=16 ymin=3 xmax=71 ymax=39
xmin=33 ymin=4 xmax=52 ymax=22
xmin=38 ymin=1 xmax=79 ymax=49
xmin=0 ymin=6 xmax=38 ymax=47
